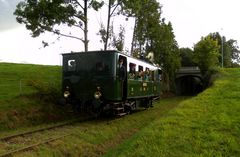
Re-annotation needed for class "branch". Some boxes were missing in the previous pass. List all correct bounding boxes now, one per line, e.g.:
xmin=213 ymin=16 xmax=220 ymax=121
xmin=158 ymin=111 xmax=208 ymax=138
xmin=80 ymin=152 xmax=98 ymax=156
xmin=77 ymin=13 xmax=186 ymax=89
xmin=52 ymin=30 xmax=85 ymax=42
xmin=88 ymin=0 xmax=93 ymax=8
xmin=73 ymin=24 xmax=84 ymax=31
xmin=72 ymin=0 xmax=84 ymax=10
xmin=110 ymin=3 xmax=120 ymax=17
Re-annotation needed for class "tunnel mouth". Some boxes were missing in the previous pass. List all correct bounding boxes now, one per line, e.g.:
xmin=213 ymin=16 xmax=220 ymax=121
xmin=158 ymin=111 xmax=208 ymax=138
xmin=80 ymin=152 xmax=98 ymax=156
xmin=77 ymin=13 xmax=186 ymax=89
xmin=175 ymin=75 xmax=203 ymax=96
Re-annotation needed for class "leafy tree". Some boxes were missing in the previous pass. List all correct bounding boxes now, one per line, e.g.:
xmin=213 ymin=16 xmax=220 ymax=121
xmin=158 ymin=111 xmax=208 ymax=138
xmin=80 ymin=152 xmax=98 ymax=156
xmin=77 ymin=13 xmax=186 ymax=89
xmin=155 ymin=21 xmax=180 ymax=92
xmin=121 ymin=0 xmax=161 ymax=55
xmin=97 ymin=0 xmax=124 ymax=50
xmin=193 ymin=36 xmax=220 ymax=74
xmin=14 ymin=0 xmax=104 ymax=52
xmin=226 ymin=39 xmax=240 ymax=66
xmin=208 ymin=32 xmax=240 ymax=67
xmin=122 ymin=0 xmax=180 ymax=92
xmin=111 ymin=25 xmax=125 ymax=51
xmin=98 ymin=22 xmax=113 ymax=49
xmin=179 ymin=47 xmax=195 ymax=67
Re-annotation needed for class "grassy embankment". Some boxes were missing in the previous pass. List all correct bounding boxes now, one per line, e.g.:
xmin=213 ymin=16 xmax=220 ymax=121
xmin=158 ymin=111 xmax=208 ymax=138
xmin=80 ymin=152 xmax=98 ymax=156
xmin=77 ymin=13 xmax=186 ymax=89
xmin=0 ymin=63 xmax=75 ymax=131
xmin=12 ymin=68 xmax=240 ymax=157
xmin=1 ymin=63 xmax=239 ymax=156
xmin=105 ymin=68 xmax=240 ymax=157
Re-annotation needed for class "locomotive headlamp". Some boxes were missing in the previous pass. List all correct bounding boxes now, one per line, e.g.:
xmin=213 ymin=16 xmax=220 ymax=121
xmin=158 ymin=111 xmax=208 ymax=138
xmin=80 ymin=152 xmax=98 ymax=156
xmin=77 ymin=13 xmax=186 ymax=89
xmin=63 ymin=86 xmax=70 ymax=98
xmin=94 ymin=91 xmax=102 ymax=99
xmin=64 ymin=91 xmax=70 ymax=98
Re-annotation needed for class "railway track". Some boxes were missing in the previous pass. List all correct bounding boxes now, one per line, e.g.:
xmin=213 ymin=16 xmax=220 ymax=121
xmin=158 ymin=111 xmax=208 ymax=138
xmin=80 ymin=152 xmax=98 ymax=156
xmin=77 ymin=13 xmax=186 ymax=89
xmin=0 ymin=115 xmax=94 ymax=157
xmin=0 ymin=106 xmax=147 ymax=156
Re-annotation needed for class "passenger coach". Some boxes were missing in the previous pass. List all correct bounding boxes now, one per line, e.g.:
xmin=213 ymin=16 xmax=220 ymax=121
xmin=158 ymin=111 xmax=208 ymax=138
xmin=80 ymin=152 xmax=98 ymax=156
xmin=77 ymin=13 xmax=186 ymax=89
xmin=61 ymin=50 xmax=161 ymax=116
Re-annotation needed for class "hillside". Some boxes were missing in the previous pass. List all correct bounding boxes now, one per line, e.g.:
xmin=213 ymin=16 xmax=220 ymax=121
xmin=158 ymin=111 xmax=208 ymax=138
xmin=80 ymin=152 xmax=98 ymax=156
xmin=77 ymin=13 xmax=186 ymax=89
xmin=0 ymin=63 xmax=239 ymax=156
xmin=105 ymin=68 xmax=240 ymax=156
xmin=0 ymin=63 xmax=76 ymax=130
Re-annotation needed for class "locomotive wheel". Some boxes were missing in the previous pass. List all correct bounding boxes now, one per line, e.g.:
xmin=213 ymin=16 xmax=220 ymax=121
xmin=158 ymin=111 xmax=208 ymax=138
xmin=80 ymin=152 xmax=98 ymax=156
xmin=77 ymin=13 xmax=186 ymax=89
xmin=144 ymin=99 xmax=152 ymax=109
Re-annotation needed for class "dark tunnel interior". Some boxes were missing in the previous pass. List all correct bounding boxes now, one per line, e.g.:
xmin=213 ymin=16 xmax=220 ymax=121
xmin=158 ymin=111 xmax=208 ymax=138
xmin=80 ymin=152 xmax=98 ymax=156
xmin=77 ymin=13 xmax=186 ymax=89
xmin=175 ymin=75 xmax=204 ymax=96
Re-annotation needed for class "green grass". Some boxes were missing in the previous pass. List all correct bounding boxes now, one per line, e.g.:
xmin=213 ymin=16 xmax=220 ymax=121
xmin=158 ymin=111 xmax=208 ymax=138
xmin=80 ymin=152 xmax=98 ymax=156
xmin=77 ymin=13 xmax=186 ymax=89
xmin=104 ymin=68 xmax=240 ymax=157
xmin=0 ymin=63 xmax=61 ymax=103
xmin=14 ymin=97 xmax=187 ymax=157
xmin=0 ymin=63 xmax=77 ymax=131
xmin=1 ymin=63 xmax=240 ymax=156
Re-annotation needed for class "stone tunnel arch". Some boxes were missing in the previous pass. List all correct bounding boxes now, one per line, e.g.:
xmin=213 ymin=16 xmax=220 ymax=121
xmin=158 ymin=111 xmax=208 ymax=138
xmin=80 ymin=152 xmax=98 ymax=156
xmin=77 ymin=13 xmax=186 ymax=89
xmin=175 ymin=75 xmax=204 ymax=95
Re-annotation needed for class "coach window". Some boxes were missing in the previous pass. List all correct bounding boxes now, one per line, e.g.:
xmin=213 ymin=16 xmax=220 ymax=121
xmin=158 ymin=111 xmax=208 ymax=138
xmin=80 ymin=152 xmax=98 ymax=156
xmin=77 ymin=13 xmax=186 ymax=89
xmin=151 ymin=71 xmax=155 ymax=81
xmin=144 ymin=68 xmax=150 ymax=81
xmin=138 ymin=66 xmax=143 ymax=80
xmin=68 ymin=60 xmax=76 ymax=71
xmin=158 ymin=69 xmax=162 ymax=81
xmin=129 ymin=63 xmax=136 ymax=79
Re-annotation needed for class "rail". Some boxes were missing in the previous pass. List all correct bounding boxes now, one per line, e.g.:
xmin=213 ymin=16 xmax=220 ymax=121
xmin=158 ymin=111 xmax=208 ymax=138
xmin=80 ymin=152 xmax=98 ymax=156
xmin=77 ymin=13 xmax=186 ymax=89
xmin=0 ymin=115 xmax=94 ymax=157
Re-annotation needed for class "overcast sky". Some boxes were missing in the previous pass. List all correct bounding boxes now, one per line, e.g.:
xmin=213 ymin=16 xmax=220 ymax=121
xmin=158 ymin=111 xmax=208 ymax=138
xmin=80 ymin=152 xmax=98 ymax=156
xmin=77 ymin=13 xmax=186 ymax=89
xmin=1 ymin=0 xmax=240 ymax=65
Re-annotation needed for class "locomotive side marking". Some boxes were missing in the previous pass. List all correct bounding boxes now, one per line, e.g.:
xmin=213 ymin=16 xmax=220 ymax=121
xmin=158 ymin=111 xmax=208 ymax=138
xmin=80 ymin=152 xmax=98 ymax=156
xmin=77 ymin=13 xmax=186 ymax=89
xmin=130 ymin=87 xmax=134 ymax=95
xmin=143 ymin=82 xmax=147 ymax=87
xmin=154 ymin=86 xmax=157 ymax=91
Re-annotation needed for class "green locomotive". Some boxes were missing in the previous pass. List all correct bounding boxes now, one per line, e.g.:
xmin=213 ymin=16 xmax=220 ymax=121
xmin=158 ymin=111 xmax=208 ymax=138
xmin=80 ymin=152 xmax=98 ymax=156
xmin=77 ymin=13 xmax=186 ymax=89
xmin=61 ymin=50 xmax=161 ymax=116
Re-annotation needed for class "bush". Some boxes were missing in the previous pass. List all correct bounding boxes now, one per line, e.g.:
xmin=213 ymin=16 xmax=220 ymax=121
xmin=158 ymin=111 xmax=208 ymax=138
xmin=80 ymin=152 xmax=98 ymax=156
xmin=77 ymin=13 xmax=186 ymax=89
xmin=27 ymin=79 xmax=61 ymax=103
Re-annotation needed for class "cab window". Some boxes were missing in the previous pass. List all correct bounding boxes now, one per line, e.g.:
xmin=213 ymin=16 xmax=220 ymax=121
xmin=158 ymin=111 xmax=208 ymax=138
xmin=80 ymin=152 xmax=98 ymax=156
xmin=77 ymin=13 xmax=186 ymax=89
xmin=95 ymin=62 xmax=109 ymax=73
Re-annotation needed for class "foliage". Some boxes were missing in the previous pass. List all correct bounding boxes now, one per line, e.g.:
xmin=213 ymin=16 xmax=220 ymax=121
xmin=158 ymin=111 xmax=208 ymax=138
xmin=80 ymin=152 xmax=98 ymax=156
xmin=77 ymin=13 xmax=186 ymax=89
xmin=193 ymin=36 xmax=220 ymax=74
xmin=208 ymin=32 xmax=240 ymax=67
xmin=154 ymin=21 xmax=181 ymax=92
xmin=129 ymin=0 xmax=161 ymax=55
xmin=96 ymin=0 xmax=126 ymax=51
xmin=122 ymin=0 xmax=180 ymax=92
xmin=98 ymin=22 xmax=113 ymax=48
xmin=111 ymin=25 xmax=125 ymax=51
xmin=179 ymin=47 xmax=196 ymax=67
xmin=14 ymin=0 xmax=104 ymax=51
xmin=227 ymin=39 xmax=240 ymax=66
xmin=26 ymin=79 xmax=60 ymax=102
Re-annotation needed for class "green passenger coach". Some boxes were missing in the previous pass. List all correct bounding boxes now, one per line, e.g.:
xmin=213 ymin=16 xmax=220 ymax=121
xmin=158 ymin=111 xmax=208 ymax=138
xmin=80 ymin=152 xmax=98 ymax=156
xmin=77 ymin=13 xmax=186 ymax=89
xmin=61 ymin=50 xmax=161 ymax=116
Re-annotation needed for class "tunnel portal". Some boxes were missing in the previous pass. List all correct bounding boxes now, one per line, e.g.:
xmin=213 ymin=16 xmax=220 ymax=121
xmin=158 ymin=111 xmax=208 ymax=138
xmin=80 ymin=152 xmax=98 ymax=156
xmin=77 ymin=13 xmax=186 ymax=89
xmin=175 ymin=67 xmax=203 ymax=95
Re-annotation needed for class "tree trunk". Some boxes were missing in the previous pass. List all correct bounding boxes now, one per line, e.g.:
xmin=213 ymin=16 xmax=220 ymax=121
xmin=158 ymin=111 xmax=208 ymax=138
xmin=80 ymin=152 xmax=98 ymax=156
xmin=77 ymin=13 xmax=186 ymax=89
xmin=131 ymin=18 xmax=137 ymax=56
xmin=104 ymin=1 xmax=111 ymax=51
xmin=84 ymin=0 xmax=88 ymax=52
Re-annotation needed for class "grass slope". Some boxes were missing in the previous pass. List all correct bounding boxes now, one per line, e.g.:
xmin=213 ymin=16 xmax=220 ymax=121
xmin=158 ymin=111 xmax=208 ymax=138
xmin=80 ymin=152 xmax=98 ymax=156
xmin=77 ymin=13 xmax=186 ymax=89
xmin=14 ymin=97 xmax=187 ymax=157
xmin=104 ymin=68 xmax=240 ymax=157
xmin=1 ymin=63 xmax=239 ymax=156
xmin=0 ymin=63 xmax=76 ymax=131
xmin=0 ymin=63 xmax=61 ymax=103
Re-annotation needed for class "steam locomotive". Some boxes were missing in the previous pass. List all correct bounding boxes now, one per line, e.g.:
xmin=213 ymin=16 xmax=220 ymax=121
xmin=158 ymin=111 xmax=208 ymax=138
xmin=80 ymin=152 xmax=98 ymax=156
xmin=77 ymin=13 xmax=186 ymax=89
xmin=61 ymin=50 xmax=161 ymax=116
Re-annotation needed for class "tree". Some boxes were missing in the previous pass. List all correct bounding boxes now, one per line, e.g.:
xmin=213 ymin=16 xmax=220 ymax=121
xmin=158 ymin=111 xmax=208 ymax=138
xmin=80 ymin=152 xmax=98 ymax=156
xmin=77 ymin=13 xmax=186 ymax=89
xmin=111 ymin=25 xmax=125 ymax=51
xmin=226 ymin=39 xmax=240 ymax=66
xmin=97 ymin=0 xmax=125 ymax=50
xmin=122 ymin=0 xmax=180 ymax=92
xmin=179 ymin=47 xmax=195 ymax=67
xmin=208 ymin=32 xmax=240 ymax=67
xmin=193 ymin=36 xmax=220 ymax=74
xmin=121 ymin=0 xmax=161 ymax=56
xmin=155 ymin=21 xmax=180 ymax=92
xmin=14 ymin=0 xmax=104 ymax=52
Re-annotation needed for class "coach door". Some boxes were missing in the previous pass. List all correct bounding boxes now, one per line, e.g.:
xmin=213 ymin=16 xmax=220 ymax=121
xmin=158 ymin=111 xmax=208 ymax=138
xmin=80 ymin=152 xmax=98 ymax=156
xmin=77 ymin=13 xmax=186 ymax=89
xmin=118 ymin=55 xmax=127 ymax=100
